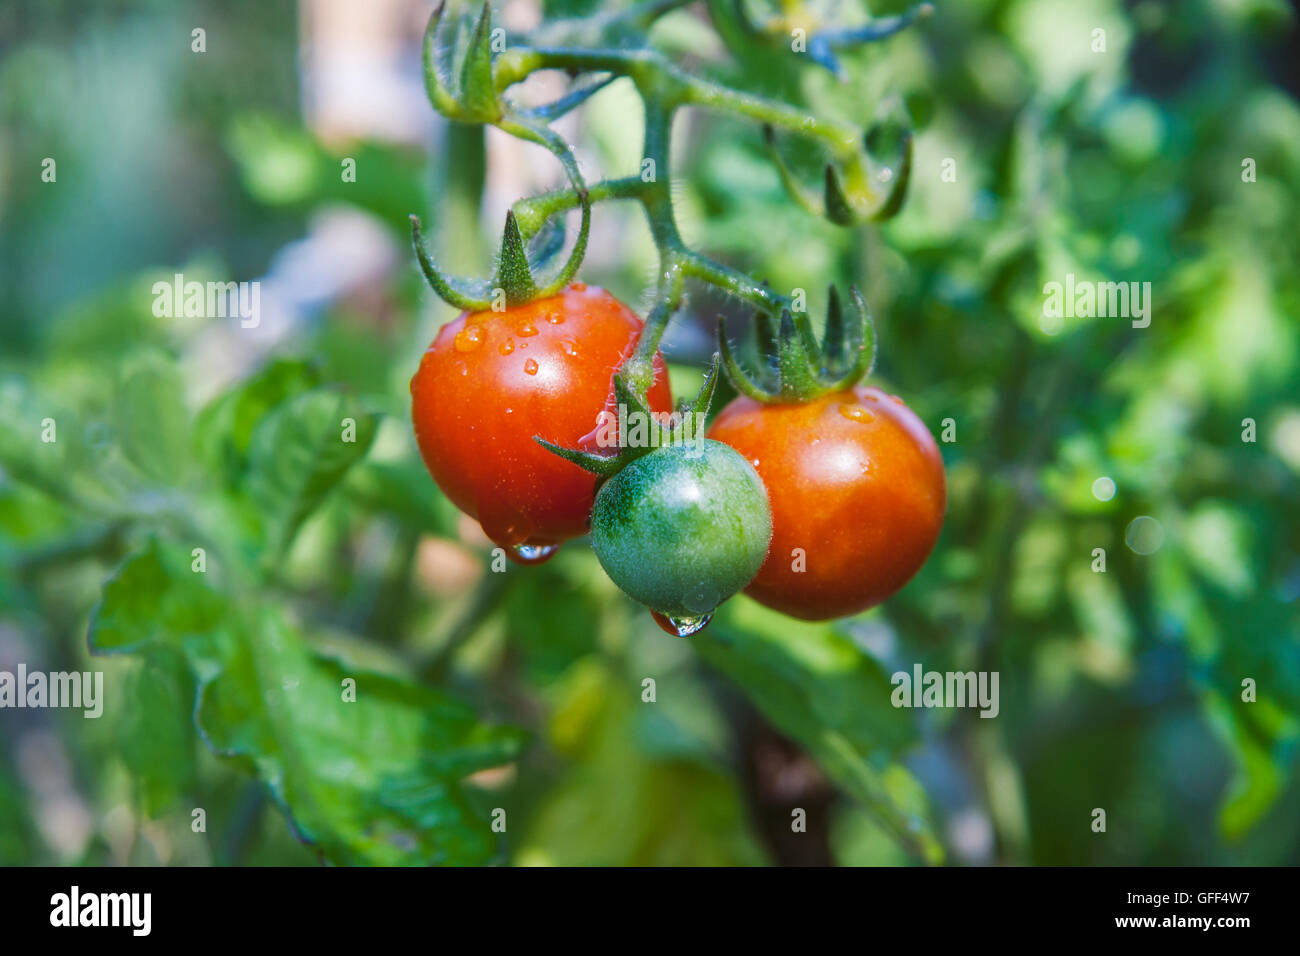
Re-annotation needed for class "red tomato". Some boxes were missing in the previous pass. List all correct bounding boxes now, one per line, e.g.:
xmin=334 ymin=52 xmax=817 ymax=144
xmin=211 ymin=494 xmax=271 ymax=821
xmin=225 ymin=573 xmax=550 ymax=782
xmin=707 ymin=385 xmax=945 ymax=619
xmin=411 ymin=284 xmax=672 ymax=562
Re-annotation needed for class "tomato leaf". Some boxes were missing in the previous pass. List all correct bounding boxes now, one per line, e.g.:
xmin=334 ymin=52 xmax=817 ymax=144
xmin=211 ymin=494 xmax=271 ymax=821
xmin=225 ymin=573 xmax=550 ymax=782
xmin=245 ymin=388 xmax=377 ymax=556
xmin=116 ymin=349 xmax=192 ymax=485
xmin=120 ymin=653 xmax=198 ymax=816
xmin=90 ymin=541 xmax=527 ymax=866
xmin=194 ymin=358 xmax=321 ymax=490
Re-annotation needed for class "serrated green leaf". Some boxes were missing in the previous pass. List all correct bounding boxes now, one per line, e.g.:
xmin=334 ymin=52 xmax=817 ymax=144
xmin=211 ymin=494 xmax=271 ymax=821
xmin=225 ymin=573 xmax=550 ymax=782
xmin=90 ymin=543 xmax=528 ymax=865
xmin=117 ymin=349 xmax=192 ymax=484
xmin=194 ymin=359 xmax=320 ymax=490
xmin=0 ymin=377 xmax=93 ymax=506
xmin=121 ymin=653 xmax=197 ymax=816
xmin=245 ymin=388 xmax=377 ymax=555
xmin=89 ymin=538 xmax=227 ymax=654
xmin=197 ymin=609 xmax=526 ymax=865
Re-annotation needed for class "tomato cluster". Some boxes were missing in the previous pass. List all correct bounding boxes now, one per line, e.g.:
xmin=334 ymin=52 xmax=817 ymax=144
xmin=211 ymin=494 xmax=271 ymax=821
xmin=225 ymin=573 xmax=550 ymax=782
xmin=412 ymin=285 xmax=944 ymax=629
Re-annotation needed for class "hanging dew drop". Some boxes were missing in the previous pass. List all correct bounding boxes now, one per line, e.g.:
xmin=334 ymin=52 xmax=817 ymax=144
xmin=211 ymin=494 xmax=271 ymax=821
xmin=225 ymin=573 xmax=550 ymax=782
xmin=650 ymin=610 xmax=714 ymax=638
xmin=510 ymin=542 xmax=559 ymax=565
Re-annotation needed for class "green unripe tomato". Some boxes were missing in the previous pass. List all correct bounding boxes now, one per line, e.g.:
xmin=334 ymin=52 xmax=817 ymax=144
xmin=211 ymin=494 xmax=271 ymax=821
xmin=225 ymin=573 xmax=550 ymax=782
xmin=590 ymin=440 xmax=773 ymax=627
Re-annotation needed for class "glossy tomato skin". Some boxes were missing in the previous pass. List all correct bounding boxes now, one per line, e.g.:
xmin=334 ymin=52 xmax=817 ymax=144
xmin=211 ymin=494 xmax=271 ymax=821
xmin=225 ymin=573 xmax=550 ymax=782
xmin=589 ymin=440 xmax=772 ymax=620
xmin=410 ymin=284 xmax=672 ymax=557
xmin=707 ymin=385 xmax=945 ymax=620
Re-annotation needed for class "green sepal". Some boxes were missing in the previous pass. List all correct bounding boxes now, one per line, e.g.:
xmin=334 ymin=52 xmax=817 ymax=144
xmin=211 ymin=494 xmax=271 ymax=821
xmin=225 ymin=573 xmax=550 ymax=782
xmin=459 ymin=2 xmax=502 ymax=122
xmin=410 ymin=215 xmax=495 ymax=312
xmin=822 ymin=284 xmax=845 ymax=364
xmin=718 ymin=318 xmax=772 ymax=403
xmin=532 ymin=437 xmax=622 ymax=477
xmin=411 ymin=140 xmax=591 ymax=313
xmin=420 ymin=0 xmax=502 ymax=123
xmin=754 ymin=306 xmax=780 ymax=373
xmin=689 ymin=353 xmax=721 ymax=422
xmin=716 ymin=286 xmax=878 ymax=404
xmin=421 ymin=3 xmax=461 ymax=117
xmin=788 ymin=305 xmax=822 ymax=368
xmin=535 ymin=356 xmax=723 ymax=479
xmin=494 ymin=212 xmax=539 ymax=307
xmin=766 ymin=115 xmax=915 ymax=226
xmin=775 ymin=309 xmax=822 ymax=400
xmin=869 ymin=129 xmax=913 ymax=222
xmin=821 ymin=287 xmax=877 ymax=391
xmin=823 ymin=164 xmax=856 ymax=226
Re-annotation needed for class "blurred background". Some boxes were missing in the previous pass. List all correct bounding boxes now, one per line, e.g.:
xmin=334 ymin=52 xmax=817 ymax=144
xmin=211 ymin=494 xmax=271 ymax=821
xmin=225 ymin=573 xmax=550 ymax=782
xmin=1 ymin=0 xmax=1298 ymax=866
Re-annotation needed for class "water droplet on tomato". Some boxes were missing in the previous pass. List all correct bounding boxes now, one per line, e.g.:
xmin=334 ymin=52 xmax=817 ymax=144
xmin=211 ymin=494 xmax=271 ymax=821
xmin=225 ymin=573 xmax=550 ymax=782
xmin=524 ymin=358 xmax=539 ymax=375
xmin=546 ymin=312 xmax=564 ymax=324
xmin=499 ymin=338 xmax=515 ymax=355
xmin=510 ymin=543 xmax=559 ymax=565
xmin=650 ymin=610 xmax=714 ymax=638
xmin=570 ymin=281 xmax=587 ymax=292
xmin=838 ymin=403 xmax=874 ymax=423
xmin=560 ymin=340 xmax=579 ymax=357
xmin=518 ymin=322 xmax=538 ymax=337
xmin=454 ymin=326 xmax=484 ymax=352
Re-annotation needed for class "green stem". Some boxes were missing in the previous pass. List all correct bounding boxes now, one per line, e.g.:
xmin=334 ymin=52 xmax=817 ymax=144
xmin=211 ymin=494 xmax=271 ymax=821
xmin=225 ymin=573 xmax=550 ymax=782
xmin=484 ymin=31 xmax=880 ymax=405
xmin=678 ymin=74 xmax=858 ymax=156
xmin=512 ymin=177 xmax=648 ymax=237
xmin=620 ymin=95 xmax=685 ymax=393
xmin=679 ymin=251 xmax=788 ymax=313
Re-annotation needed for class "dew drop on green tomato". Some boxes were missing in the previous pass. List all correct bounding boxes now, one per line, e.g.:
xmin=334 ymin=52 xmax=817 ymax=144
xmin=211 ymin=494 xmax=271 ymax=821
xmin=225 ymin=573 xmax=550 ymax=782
xmin=590 ymin=440 xmax=772 ymax=626
xmin=650 ymin=610 xmax=714 ymax=638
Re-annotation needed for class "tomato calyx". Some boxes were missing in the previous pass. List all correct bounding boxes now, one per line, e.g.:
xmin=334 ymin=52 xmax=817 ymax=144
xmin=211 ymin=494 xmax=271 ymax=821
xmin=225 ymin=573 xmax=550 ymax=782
xmin=414 ymin=3 xmax=595 ymax=313
xmin=717 ymin=284 xmax=877 ymax=404
xmin=536 ymin=354 xmax=721 ymax=479
xmin=410 ymin=194 xmax=591 ymax=313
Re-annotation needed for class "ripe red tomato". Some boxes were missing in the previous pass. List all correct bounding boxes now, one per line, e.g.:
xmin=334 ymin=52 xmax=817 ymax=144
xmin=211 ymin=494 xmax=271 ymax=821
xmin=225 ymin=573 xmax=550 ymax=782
xmin=707 ymin=385 xmax=945 ymax=620
xmin=411 ymin=283 xmax=672 ymax=562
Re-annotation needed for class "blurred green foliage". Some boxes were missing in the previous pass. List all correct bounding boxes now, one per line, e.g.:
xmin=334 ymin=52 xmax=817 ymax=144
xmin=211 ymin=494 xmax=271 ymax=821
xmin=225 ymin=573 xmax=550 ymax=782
xmin=1 ymin=0 xmax=1297 ymax=866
